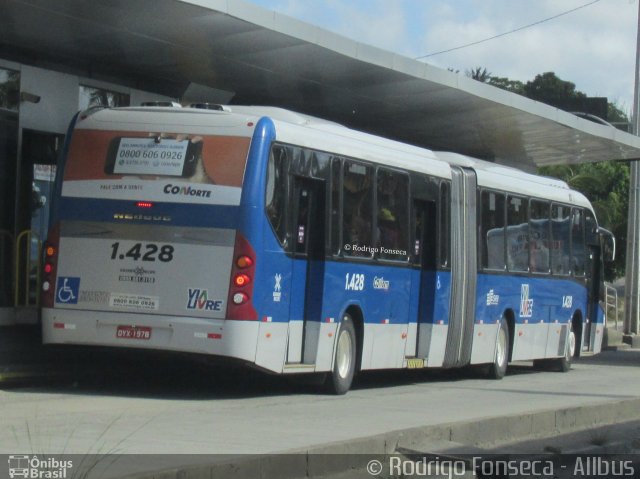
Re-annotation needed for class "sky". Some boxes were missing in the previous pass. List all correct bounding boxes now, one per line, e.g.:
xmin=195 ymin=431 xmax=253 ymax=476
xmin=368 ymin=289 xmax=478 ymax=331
xmin=246 ymin=0 xmax=638 ymax=116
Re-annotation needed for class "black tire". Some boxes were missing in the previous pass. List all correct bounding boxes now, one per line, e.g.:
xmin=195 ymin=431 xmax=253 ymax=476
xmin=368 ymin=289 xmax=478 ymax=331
xmin=533 ymin=323 xmax=575 ymax=372
xmin=556 ymin=322 xmax=576 ymax=372
xmin=325 ymin=313 xmax=356 ymax=395
xmin=487 ymin=318 xmax=509 ymax=379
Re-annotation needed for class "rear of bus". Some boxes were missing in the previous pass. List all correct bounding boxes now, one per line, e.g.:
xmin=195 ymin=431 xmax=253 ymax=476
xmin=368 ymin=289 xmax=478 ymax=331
xmin=41 ymin=106 xmax=267 ymax=365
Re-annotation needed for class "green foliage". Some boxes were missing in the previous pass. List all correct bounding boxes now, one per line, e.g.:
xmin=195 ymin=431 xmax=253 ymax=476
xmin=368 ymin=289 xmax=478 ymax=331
xmin=488 ymin=76 xmax=525 ymax=95
xmin=608 ymin=102 xmax=631 ymax=132
xmin=539 ymin=162 xmax=629 ymax=280
xmin=523 ymin=72 xmax=586 ymax=103
xmin=0 ymin=70 xmax=20 ymax=110
xmin=467 ymin=67 xmax=492 ymax=82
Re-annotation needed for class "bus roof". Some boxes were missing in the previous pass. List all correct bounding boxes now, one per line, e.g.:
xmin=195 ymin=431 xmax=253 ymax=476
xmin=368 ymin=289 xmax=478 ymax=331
xmin=436 ymin=151 xmax=591 ymax=209
xmin=77 ymin=105 xmax=593 ymax=209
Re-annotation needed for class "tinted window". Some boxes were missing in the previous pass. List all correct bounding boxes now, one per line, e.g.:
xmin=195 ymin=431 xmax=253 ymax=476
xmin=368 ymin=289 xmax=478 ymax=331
xmin=506 ymin=195 xmax=528 ymax=272
xmin=529 ymin=199 xmax=550 ymax=274
xmin=266 ymin=146 xmax=289 ymax=246
xmin=551 ymin=204 xmax=571 ymax=275
xmin=330 ymin=157 xmax=342 ymax=255
xmin=439 ymin=182 xmax=450 ymax=269
xmin=480 ymin=190 xmax=505 ymax=270
xmin=343 ymin=161 xmax=373 ymax=257
xmin=376 ymin=169 xmax=409 ymax=260
xmin=572 ymin=208 xmax=586 ymax=277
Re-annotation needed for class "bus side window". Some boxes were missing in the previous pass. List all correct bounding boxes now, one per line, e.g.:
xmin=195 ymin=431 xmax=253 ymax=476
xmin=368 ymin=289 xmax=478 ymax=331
xmin=506 ymin=195 xmax=528 ymax=272
xmin=480 ymin=190 xmax=505 ymax=270
xmin=376 ymin=169 xmax=409 ymax=260
xmin=551 ymin=204 xmax=571 ymax=275
xmin=572 ymin=208 xmax=586 ymax=277
xmin=529 ymin=199 xmax=550 ymax=274
xmin=343 ymin=161 xmax=373 ymax=256
xmin=330 ymin=157 xmax=342 ymax=255
xmin=439 ymin=182 xmax=450 ymax=269
xmin=266 ymin=145 xmax=289 ymax=247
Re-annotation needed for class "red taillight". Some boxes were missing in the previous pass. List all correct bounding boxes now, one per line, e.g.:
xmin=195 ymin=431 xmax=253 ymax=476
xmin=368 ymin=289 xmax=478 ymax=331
xmin=41 ymin=224 xmax=60 ymax=309
xmin=236 ymin=255 xmax=253 ymax=268
xmin=234 ymin=274 xmax=251 ymax=287
xmin=226 ymin=232 xmax=257 ymax=320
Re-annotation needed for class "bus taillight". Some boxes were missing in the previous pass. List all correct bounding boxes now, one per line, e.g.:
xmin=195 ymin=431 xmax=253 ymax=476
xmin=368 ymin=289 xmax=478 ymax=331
xmin=226 ymin=233 xmax=257 ymax=320
xmin=234 ymin=273 xmax=251 ymax=287
xmin=41 ymin=225 xmax=60 ymax=308
xmin=236 ymin=255 xmax=253 ymax=268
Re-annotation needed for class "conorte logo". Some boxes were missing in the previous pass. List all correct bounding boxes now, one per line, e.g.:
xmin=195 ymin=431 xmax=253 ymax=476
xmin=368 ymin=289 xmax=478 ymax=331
xmin=8 ymin=455 xmax=73 ymax=479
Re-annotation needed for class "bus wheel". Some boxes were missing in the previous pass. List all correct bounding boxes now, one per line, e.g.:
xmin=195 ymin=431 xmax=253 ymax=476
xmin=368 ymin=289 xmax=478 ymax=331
xmin=487 ymin=318 xmax=509 ymax=380
xmin=325 ymin=313 xmax=356 ymax=395
xmin=534 ymin=323 xmax=576 ymax=372
xmin=556 ymin=323 xmax=576 ymax=372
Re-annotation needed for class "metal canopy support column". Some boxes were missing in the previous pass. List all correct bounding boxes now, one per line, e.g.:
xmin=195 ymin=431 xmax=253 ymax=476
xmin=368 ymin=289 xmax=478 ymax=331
xmin=627 ymin=161 xmax=640 ymax=335
xmin=625 ymin=2 xmax=640 ymax=336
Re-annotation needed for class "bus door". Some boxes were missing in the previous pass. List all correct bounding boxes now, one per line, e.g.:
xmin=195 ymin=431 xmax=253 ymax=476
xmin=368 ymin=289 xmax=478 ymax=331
xmin=287 ymin=176 xmax=326 ymax=364
xmin=443 ymin=166 xmax=477 ymax=368
xmin=584 ymin=244 xmax=601 ymax=351
xmin=583 ymin=212 xmax=602 ymax=352
xmin=406 ymin=199 xmax=438 ymax=359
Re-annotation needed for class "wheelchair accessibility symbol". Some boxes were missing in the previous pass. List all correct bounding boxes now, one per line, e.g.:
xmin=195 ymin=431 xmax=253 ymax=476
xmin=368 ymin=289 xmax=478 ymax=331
xmin=56 ymin=277 xmax=80 ymax=304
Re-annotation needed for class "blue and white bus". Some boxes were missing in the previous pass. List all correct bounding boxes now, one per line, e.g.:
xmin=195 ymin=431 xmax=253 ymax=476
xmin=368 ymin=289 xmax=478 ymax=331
xmin=41 ymin=105 xmax=614 ymax=394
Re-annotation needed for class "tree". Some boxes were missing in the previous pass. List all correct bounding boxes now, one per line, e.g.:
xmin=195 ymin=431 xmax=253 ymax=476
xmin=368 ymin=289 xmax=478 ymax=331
xmin=0 ymin=70 xmax=20 ymax=110
xmin=523 ymin=72 xmax=586 ymax=104
xmin=487 ymin=76 xmax=525 ymax=95
xmin=466 ymin=67 xmax=492 ymax=82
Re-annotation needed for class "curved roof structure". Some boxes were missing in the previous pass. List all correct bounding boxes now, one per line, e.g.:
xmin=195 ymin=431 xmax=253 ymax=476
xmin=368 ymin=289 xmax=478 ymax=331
xmin=3 ymin=0 xmax=640 ymax=170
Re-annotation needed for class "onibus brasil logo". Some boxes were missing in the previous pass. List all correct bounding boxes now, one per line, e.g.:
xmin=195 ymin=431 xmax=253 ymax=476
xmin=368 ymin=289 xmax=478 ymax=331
xmin=8 ymin=455 xmax=73 ymax=478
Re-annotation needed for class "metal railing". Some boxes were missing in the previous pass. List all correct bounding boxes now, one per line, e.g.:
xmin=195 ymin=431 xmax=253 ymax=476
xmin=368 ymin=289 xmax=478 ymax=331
xmin=14 ymin=230 xmax=41 ymax=307
xmin=604 ymin=282 xmax=620 ymax=330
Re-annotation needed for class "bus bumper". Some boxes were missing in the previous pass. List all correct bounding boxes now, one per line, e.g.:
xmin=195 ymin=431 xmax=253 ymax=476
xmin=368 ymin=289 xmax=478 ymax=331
xmin=41 ymin=307 xmax=287 ymax=372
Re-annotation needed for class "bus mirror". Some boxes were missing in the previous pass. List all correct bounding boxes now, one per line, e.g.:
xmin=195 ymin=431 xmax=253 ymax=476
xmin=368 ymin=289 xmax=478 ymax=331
xmin=599 ymin=227 xmax=616 ymax=263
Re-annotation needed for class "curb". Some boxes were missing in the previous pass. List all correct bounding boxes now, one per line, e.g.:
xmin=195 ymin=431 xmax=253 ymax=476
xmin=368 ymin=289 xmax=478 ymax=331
xmin=120 ymin=397 xmax=640 ymax=479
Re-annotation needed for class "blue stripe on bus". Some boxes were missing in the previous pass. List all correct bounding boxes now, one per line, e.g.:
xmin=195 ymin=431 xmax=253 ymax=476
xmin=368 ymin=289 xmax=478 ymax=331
xmin=253 ymin=250 xmax=591 ymax=326
xmin=58 ymin=197 xmax=240 ymax=229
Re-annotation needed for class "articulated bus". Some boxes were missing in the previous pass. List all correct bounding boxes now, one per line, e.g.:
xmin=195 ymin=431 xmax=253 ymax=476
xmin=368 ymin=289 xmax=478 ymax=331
xmin=41 ymin=105 xmax=614 ymax=394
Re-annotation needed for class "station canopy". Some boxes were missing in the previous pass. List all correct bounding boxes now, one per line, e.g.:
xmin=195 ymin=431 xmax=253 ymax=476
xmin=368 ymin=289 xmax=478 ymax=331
xmin=4 ymin=0 xmax=640 ymax=170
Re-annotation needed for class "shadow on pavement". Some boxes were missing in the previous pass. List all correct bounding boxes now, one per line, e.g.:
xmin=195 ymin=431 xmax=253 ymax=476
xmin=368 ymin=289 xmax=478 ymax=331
xmin=2 ymin=325 xmax=637 ymax=400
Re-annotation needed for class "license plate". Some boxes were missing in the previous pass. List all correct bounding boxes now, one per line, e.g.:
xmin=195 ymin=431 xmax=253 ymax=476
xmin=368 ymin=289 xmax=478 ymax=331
xmin=116 ymin=325 xmax=152 ymax=340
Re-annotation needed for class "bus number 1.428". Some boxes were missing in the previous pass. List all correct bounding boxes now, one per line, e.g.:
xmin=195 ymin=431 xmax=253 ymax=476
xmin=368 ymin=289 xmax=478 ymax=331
xmin=110 ymin=242 xmax=174 ymax=262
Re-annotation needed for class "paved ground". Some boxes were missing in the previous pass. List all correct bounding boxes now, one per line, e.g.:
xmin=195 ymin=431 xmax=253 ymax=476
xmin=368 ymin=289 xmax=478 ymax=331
xmin=0 ymin=327 xmax=639 ymax=478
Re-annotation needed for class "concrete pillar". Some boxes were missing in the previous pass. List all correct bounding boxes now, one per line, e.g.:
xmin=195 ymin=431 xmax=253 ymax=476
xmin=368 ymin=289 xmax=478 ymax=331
xmin=626 ymin=3 xmax=640 ymax=335
xmin=626 ymin=161 xmax=640 ymax=335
